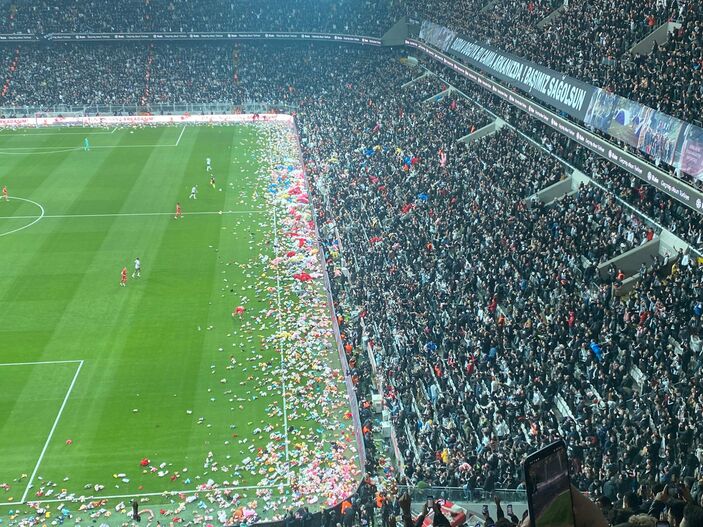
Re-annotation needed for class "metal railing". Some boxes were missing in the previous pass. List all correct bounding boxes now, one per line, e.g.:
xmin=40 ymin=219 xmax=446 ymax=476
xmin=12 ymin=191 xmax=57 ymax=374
xmin=399 ymin=485 xmax=527 ymax=504
xmin=0 ymin=100 xmax=299 ymax=118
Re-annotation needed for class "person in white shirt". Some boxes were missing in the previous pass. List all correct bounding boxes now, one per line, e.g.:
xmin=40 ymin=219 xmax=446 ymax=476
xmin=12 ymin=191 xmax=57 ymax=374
xmin=189 ymin=185 xmax=198 ymax=199
xmin=133 ymin=257 xmax=141 ymax=278
xmin=681 ymin=251 xmax=690 ymax=268
xmin=206 ymin=158 xmax=212 ymax=172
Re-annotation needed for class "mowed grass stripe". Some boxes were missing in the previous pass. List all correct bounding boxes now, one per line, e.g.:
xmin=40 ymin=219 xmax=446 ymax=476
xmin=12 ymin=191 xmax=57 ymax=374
xmin=0 ymin=128 xmax=174 ymax=498
xmin=27 ymin=127 xmax=183 ymax=217
xmin=0 ymin=363 xmax=81 ymax=503
xmin=0 ymin=128 xmax=172 ymax=335
xmin=0 ymin=125 xmax=353 ymax=517
xmin=183 ymin=127 xmax=277 ymax=484
xmin=18 ymin=127 xmax=204 ymax=491
xmin=0 ymin=130 xmax=171 ymax=490
xmin=0 ymin=132 xmax=78 ymax=250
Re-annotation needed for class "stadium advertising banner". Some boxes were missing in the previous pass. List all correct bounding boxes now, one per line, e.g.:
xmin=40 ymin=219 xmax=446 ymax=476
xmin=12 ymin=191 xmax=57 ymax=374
xmin=45 ymin=32 xmax=382 ymax=45
xmin=0 ymin=113 xmax=294 ymax=128
xmin=419 ymin=20 xmax=456 ymax=52
xmin=0 ymin=34 xmax=39 ymax=41
xmin=419 ymin=21 xmax=703 ymax=182
xmin=445 ymin=35 xmax=597 ymax=120
xmin=679 ymin=125 xmax=703 ymax=181
xmin=583 ymin=88 xmax=703 ymax=181
xmin=405 ymin=38 xmax=703 ymax=215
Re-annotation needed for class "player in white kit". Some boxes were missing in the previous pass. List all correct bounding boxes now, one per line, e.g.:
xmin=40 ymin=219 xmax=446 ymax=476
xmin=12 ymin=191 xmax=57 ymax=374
xmin=189 ymin=185 xmax=198 ymax=199
xmin=132 ymin=257 xmax=141 ymax=278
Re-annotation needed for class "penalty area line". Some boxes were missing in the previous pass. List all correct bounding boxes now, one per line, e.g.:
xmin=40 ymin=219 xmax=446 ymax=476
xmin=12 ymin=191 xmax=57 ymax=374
xmin=0 ymin=359 xmax=83 ymax=367
xmin=175 ymin=124 xmax=187 ymax=146
xmin=20 ymin=360 xmax=84 ymax=504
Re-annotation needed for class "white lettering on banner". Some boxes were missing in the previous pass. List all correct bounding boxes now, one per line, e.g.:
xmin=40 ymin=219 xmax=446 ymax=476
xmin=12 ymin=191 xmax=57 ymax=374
xmin=491 ymin=55 xmax=524 ymax=80
xmin=409 ymin=38 xmax=703 ymax=213
xmin=522 ymin=67 xmax=550 ymax=93
xmin=449 ymin=36 xmax=588 ymax=113
xmin=0 ymin=113 xmax=294 ymax=129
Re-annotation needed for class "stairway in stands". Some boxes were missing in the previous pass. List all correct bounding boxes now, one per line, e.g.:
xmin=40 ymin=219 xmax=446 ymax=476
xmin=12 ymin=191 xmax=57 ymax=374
xmin=0 ymin=47 xmax=19 ymax=103
xmin=140 ymin=44 xmax=154 ymax=108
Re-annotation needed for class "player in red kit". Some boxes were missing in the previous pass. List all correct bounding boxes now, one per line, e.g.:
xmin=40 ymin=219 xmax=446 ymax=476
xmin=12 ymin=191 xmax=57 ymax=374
xmin=120 ymin=267 xmax=128 ymax=287
xmin=174 ymin=202 xmax=182 ymax=219
xmin=1 ymin=186 xmax=7 ymax=201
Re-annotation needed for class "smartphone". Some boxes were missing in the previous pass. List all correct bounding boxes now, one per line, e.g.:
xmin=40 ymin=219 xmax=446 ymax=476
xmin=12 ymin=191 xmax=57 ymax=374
xmin=656 ymin=521 xmax=671 ymax=527
xmin=482 ymin=504 xmax=489 ymax=515
xmin=507 ymin=504 xmax=513 ymax=515
xmin=426 ymin=496 xmax=434 ymax=509
xmin=523 ymin=440 xmax=576 ymax=527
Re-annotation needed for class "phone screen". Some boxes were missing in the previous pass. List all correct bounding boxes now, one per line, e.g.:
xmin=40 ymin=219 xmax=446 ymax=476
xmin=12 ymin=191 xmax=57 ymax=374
xmin=524 ymin=440 xmax=575 ymax=527
xmin=427 ymin=496 xmax=434 ymax=509
xmin=507 ymin=504 xmax=513 ymax=515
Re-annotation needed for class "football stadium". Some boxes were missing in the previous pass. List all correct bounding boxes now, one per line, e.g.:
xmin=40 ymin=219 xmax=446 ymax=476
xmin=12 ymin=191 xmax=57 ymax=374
xmin=0 ymin=2 xmax=702 ymax=527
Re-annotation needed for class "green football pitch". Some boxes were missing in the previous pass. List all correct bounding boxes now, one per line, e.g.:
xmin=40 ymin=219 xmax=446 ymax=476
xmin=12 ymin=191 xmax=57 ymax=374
xmin=0 ymin=123 xmax=358 ymax=523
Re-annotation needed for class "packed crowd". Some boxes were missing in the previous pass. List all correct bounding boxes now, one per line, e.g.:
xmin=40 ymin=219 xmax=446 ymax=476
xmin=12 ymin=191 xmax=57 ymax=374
xmin=0 ymin=44 xmax=148 ymax=107
xmin=423 ymin=61 xmax=703 ymax=251
xmin=408 ymin=0 xmax=703 ymax=125
xmin=284 ymin=46 xmax=703 ymax=526
xmin=0 ymin=39 xmax=702 ymax=526
xmin=0 ymin=0 xmax=394 ymax=36
xmin=1 ymin=0 xmax=697 ymax=124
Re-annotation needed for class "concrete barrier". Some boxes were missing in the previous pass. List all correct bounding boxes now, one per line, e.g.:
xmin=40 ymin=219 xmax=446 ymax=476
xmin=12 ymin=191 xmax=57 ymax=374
xmin=532 ymin=175 xmax=572 ymax=204
xmin=537 ymin=5 xmax=566 ymax=28
xmin=382 ymin=16 xmax=410 ymax=47
xmin=629 ymin=21 xmax=682 ymax=56
xmin=480 ymin=0 xmax=498 ymax=13
xmin=597 ymin=238 xmax=660 ymax=280
xmin=457 ymin=117 xmax=505 ymax=144
xmin=424 ymin=87 xmax=453 ymax=103
xmin=401 ymin=71 xmax=429 ymax=89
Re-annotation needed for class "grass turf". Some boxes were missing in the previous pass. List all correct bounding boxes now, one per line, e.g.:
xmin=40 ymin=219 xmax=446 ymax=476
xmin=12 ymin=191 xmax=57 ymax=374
xmin=534 ymin=490 xmax=574 ymax=527
xmin=0 ymin=124 xmax=355 ymax=522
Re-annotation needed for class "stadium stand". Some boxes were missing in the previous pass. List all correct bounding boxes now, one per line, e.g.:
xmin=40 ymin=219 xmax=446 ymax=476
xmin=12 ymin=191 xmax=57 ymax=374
xmin=1 ymin=44 xmax=148 ymax=107
xmin=403 ymin=0 xmax=703 ymax=124
xmin=0 ymin=7 xmax=702 ymax=521
xmin=421 ymin=61 xmax=703 ymax=244
xmin=0 ymin=0 xmax=393 ymax=35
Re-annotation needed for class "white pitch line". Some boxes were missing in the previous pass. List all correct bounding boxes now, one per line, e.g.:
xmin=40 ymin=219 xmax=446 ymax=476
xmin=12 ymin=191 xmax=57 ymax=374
xmin=0 ymin=359 xmax=82 ymax=367
xmin=0 ymin=129 xmax=118 ymax=137
xmin=175 ymin=124 xmax=187 ymax=146
xmin=0 ymin=197 xmax=45 ymax=237
xmin=79 ymin=143 xmax=180 ymax=150
xmin=0 ymin=147 xmax=82 ymax=155
xmin=0 ymin=210 xmax=265 ymax=221
xmin=2 ymin=482 xmax=291 ymax=507
xmin=271 ymin=206 xmax=291 ymax=484
xmin=0 ymin=141 xmax=183 ymax=153
xmin=21 ymin=360 xmax=84 ymax=504
xmin=0 ymin=128 xmax=184 ymax=154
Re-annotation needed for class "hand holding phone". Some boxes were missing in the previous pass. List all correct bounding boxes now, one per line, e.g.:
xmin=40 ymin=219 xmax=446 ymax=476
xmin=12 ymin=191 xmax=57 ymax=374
xmin=519 ymin=484 xmax=608 ymax=527
xmin=426 ymin=496 xmax=434 ymax=510
xmin=523 ymin=440 xmax=575 ymax=527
